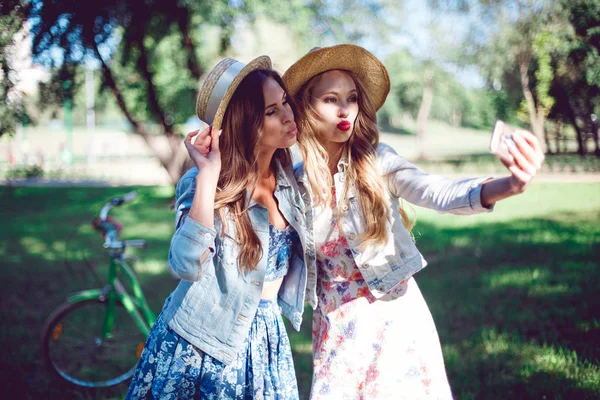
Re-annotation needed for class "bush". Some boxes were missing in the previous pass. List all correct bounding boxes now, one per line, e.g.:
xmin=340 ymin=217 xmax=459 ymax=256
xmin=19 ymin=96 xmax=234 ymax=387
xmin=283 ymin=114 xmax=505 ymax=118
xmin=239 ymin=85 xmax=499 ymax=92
xmin=6 ymin=165 xmax=45 ymax=179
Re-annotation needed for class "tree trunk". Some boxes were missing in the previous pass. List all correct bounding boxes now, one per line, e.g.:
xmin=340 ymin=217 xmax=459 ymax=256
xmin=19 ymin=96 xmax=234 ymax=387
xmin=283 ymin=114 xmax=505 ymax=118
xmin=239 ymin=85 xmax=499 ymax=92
xmin=135 ymin=37 xmax=175 ymax=138
xmin=543 ymin=116 xmax=553 ymax=154
xmin=176 ymin=6 xmax=202 ymax=81
xmin=518 ymin=53 xmax=547 ymax=153
xmin=585 ymin=100 xmax=600 ymax=157
xmin=416 ymin=67 xmax=433 ymax=160
xmin=92 ymin=41 xmax=186 ymax=186
xmin=554 ymin=119 xmax=563 ymax=154
xmin=566 ymin=109 xmax=586 ymax=156
xmin=595 ymin=124 xmax=600 ymax=157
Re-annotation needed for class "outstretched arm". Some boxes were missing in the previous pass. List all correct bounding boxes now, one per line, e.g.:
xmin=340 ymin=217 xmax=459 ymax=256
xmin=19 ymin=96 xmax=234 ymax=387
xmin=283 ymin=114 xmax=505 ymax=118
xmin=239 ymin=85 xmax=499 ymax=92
xmin=480 ymin=129 xmax=544 ymax=208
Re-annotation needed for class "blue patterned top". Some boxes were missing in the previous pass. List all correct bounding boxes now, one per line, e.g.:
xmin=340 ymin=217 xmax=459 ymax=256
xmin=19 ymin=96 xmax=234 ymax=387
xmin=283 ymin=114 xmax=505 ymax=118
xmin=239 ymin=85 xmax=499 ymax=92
xmin=265 ymin=224 xmax=299 ymax=281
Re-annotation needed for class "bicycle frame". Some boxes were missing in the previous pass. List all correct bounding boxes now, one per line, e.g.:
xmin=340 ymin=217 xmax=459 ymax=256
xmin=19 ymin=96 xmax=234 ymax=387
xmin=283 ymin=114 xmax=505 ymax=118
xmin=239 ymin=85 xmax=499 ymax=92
xmin=65 ymin=254 xmax=156 ymax=338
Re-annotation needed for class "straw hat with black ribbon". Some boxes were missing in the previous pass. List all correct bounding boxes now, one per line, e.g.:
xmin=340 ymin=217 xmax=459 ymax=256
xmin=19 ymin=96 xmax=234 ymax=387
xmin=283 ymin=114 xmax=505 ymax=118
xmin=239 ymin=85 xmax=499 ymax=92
xmin=282 ymin=44 xmax=390 ymax=111
xmin=196 ymin=55 xmax=272 ymax=131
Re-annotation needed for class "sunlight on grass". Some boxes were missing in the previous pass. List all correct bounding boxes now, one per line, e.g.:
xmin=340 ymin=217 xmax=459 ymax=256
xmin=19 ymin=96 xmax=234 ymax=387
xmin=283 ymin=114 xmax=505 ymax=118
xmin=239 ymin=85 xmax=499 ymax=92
xmin=450 ymin=236 xmax=472 ymax=248
xmin=477 ymin=328 xmax=600 ymax=392
xmin=19 ymin=236 xmax=61 ymax=261
xmin=484 ymin=267 xmax=581 ymax=297
xmin=51 ymin=241 xmax=68 ymax=253
xmin=416 ymin=183 xmax=600 ymax=226
xmin=577 ymin=319 xmax=600 ymax=333
xmin=522 ymin=346 xmax=600 ymax=391
xmin=292 ymin=342 xmax=312 ymax=355
xmin=125 ymin=221 xmax=173 ymax=239
xmin=76 ymin=224 xmax=95 ymax=236
xmin=485 ymin=268 xmax=549 ymax=289
xmin=482 ymin=329 xmax=511 ymax=355
xmin=527 ymin=283 xmax=572 ymax=296
xmin=135 ymin=259 xmax=172 ymax=275
xmin=147 ymin=185 xmax=175 ymax=199
xmin=442 ymin=344 xmax=461 ymax=367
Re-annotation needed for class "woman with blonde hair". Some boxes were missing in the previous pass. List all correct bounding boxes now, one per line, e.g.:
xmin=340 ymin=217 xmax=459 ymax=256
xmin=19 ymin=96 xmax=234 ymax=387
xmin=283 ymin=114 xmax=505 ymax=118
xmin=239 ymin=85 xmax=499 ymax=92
xmin=283 ymin=44 xmax=544 ymax=399
xmin=127 ymin=56 xmax=313 ymax=399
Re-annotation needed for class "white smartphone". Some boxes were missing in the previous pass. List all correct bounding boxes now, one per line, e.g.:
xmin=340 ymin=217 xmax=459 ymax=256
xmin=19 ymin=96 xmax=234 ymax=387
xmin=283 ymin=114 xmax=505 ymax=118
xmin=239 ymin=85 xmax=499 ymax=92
xmin=490 ymin=120 xmax=516 ymax=160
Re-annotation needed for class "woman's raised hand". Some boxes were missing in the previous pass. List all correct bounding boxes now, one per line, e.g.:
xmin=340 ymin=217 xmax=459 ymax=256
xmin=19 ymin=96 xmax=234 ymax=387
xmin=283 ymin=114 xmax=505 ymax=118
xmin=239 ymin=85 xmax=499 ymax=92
xmin=500 ymin=129 xmax=545 ymax=193
xmin=184 ymin=126 xmax=221 ymax=181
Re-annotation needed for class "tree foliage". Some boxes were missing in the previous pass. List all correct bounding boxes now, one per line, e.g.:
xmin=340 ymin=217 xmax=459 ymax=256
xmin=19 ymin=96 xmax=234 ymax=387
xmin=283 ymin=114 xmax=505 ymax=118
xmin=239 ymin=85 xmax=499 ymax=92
xmin=380 ymin=49 xmax=496 ymax=132
xmin=435 ymin=0 xmax=600 ymax=155
xmin=19 ymin=0 xmax=402 ymax=183
xmin=0 ymin=0 xmax=32 ymax=136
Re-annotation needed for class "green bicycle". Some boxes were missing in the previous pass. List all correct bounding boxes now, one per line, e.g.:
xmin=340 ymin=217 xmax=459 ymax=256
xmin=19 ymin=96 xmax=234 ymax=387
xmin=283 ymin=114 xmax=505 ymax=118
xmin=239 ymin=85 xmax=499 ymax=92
xmin=41 ymin=191 xmax=156 ymax=388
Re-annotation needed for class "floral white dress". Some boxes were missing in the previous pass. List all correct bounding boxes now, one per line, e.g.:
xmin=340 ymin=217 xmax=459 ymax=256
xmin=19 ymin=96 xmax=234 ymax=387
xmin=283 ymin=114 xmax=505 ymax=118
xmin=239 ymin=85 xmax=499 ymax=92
xmin=310 ymin=195 xmax=454 ymax=400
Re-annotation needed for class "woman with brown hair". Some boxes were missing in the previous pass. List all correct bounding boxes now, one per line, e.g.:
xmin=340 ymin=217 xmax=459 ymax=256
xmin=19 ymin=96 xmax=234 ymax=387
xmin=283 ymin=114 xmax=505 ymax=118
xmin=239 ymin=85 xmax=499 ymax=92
xmin=283 ymin=44 xmax=544 ymax=399
xmin=127 ymin=56 xmax=313 ymax=399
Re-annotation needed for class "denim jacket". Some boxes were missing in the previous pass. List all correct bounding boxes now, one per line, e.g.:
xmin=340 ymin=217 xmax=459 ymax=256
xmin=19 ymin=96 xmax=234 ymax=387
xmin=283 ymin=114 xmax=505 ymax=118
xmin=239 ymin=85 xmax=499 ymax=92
xmin=295 ymin=142 xmax=492 ymax=307
xmin=160 ymin=159 xmax=313 ymax=365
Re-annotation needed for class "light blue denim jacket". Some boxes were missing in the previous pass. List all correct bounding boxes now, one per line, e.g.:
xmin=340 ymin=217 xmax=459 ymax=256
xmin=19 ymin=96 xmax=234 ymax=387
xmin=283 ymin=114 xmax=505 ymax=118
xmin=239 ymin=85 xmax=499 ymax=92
xmin=295 ymin=142 xmax=493 ymax=307
xmin=160 ymin=159 xmax=314 ymax=365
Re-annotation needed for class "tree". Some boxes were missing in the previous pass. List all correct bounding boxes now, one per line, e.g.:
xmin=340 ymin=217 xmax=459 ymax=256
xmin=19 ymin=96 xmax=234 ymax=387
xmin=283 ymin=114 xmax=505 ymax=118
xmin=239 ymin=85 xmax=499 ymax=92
xmin=436 ymin=0 xmax=559 ymax=153
xmin=547 ymin=0 xmax=600 ymax=155
xmin=437 ymin=0 xmax=600 ymax=156
xmin=27 ymin=0 xmax=223 ymax=184
xmin=0 ymin=0 xmax=31 ymax=137
xmin=24 ymin=0 xmax=402 ymax=184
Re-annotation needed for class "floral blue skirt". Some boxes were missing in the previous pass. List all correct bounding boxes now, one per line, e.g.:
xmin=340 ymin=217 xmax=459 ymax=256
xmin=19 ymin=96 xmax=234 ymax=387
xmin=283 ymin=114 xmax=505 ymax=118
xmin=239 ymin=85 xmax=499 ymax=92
xmin=126 ymin=299 xmax=299 ymax=400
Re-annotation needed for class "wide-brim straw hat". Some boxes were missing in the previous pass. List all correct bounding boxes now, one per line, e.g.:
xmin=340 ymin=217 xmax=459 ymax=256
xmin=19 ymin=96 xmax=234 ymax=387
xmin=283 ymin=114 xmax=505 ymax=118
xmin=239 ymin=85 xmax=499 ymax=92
xmin=283 ymin=44 xmax=390 ymax=111
xmin=196 ymin=55 xmax=272 ymax=131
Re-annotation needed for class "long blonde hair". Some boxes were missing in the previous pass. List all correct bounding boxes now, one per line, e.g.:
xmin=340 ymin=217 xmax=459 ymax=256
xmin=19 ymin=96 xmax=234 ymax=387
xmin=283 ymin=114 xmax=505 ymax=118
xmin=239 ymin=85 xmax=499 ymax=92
xmin=216 ymin=69 xmax=294 ymax=272
xmin=296 ymin=70 xmax=412 ymax=248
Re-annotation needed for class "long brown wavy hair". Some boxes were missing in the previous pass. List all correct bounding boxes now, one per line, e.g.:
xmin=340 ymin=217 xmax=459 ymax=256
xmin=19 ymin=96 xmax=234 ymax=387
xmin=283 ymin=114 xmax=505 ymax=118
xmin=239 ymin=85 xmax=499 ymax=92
xmin=216 ymin=69 xmax=295 ymax=272
xmin=295 ymin=70 xmax=413 ymax=248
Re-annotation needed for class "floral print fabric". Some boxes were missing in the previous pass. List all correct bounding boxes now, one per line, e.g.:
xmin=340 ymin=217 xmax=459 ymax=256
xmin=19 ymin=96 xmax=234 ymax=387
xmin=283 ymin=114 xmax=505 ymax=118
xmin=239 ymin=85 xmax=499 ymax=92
xmin=265 ymin=224 xmax=299 ymax=281
xmin=310 ymin=199 xmax=454 ymax=400
xmin=126 ymin=299 xmax=298 ymax=400
xmin=127 ymin=222 xmax=302 ymax=400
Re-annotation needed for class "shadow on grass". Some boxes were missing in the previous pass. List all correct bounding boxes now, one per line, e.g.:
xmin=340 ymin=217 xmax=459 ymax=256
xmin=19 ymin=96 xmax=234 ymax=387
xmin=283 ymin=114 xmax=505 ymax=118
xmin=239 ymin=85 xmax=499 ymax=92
xmin=1 ymin=187 xmax=598 ymax=399
xmin=0 ymin=187 xmax=176 ymax=399
xmin=414 ymin=214 xmax=600 ymax=399
xmin=288 ymin=212 xmax=600 ymax=399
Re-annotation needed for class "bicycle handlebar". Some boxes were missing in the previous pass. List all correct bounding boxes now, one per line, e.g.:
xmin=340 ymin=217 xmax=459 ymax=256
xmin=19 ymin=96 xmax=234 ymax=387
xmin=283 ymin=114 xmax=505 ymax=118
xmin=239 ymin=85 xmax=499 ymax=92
xmin=97 ymin=191 xmax=145 ymax=251
xmin=99 ymin=191 xmax=137 ymax=221
xmin=124 ymin=240 xmax=146 ymax=248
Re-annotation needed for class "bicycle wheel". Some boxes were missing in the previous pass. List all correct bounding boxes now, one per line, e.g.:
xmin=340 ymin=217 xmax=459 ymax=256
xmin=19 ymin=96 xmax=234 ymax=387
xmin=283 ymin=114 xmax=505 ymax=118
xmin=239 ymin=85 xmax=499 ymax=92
xmin=41 ymin=298 xmax=147 ymax=388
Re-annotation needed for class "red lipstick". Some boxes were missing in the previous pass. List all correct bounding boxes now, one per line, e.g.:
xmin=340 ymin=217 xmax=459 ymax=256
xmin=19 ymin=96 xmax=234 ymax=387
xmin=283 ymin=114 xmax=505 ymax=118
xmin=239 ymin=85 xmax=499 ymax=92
xmin=337 ymin=120 xmax=351 ymax=131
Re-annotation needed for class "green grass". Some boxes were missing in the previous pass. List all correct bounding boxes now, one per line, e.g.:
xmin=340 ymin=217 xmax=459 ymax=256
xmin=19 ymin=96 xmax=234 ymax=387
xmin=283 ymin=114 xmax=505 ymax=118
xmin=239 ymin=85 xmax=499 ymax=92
xmin=1 ymin=183 xmax=599 ymax=399
xmin=406 ymin=183 xmax=600 ymax=399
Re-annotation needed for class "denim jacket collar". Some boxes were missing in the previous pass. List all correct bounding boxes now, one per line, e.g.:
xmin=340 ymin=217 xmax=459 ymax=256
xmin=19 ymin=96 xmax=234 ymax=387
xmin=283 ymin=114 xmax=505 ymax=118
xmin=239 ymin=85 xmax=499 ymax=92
xmin=336 ymin=156 xmax=349 ymax=173
xmin=295 ymin=158 xmax=356 ymax=200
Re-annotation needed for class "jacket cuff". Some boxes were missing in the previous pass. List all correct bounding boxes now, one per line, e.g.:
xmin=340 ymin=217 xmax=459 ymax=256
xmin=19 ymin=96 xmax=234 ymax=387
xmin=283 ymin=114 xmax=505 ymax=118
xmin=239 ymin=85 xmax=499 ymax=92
xmin=468 ymin=177 xmax=495 ymax=213
xmin=169 ymin=216 xmax=217 ymax=281
xmin=180 ymin=215 xmax=217 ymax=240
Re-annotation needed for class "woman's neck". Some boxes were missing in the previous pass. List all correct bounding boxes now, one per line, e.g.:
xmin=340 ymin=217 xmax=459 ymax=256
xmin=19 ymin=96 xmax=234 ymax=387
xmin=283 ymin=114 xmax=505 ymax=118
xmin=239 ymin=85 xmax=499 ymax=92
xmin=322 ymin=141 xmax=345 ymax=175
xmin=257 ymin=148 xmax=276 ymax=181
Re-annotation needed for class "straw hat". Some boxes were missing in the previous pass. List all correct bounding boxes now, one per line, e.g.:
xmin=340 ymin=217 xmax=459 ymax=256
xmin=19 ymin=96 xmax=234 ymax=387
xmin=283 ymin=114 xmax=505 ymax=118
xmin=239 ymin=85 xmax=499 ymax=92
xmin=196 ymin=55 xmax=272 ymax=131
xmin=282 ymin=44 xmax=390 ymax=110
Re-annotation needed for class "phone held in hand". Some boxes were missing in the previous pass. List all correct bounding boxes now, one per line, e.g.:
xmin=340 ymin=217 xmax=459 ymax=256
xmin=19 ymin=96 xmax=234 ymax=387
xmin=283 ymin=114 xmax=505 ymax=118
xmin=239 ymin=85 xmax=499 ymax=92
xmin=490 ymin=120 xmax=516 ymax=160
